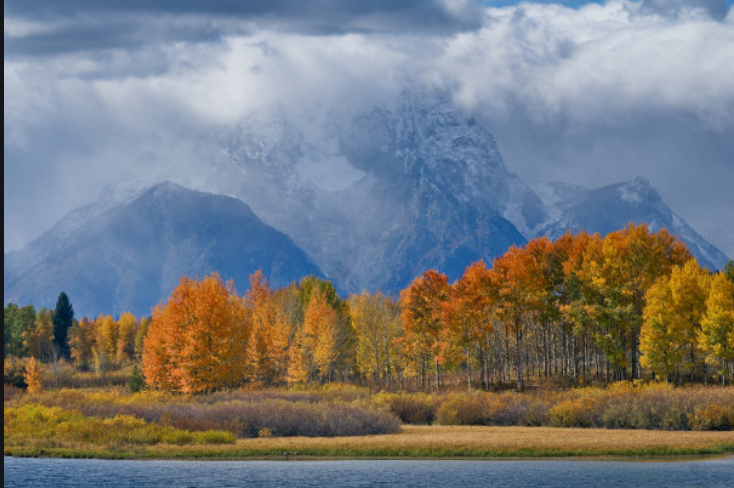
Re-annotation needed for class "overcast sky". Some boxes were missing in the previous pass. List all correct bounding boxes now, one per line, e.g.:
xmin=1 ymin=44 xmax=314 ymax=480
xmin=5 ymin=0 xmax=734 ymax=257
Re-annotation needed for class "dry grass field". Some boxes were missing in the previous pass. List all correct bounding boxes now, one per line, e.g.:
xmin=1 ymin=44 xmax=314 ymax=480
xmin=6 ymin=425 xmax=734 ymax=460
xmin=237 ymin=425 xmax=734 ymax=453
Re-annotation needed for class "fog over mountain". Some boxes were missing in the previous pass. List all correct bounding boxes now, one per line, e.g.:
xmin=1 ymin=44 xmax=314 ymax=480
xmin=4 ymin=0 xmax=734 ymax=314
xmin=4 ymin=88 xmax=729 ymax=315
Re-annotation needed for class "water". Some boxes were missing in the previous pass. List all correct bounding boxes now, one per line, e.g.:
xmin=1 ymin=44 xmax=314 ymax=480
xmin=4 ymin=456 xmax=734 ymax=487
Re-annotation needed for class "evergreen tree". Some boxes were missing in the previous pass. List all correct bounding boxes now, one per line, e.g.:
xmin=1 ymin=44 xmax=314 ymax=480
xmin=52 ymin=292 xmax=74 ymax=360
xmin=725 ymin=260 xmax=734 ymax=286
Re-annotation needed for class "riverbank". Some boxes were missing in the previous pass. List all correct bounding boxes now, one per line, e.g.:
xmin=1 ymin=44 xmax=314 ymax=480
xmin=5 ymin=425 xmax=734 ymax=460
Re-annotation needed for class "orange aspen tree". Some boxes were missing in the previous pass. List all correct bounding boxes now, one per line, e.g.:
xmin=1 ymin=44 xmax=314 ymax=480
xmin=460 ymin=260 xmax=497 ymax=390
xmin=245 ymin=270 xmax=274 ymax=384
xmin=400 ymin=270 xmax=449 ymax=389
xmin=142 ymin=273 xmax=249 ymax=393
xmin=490 ymin=244 xmax=543 ymax=391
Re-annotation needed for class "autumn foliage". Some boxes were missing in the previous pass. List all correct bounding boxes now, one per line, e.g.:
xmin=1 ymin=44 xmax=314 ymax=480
xmin=142 ymin=273 xmax=248 ymax=393
xmin=6 ymin=223 xmax=734 ymax=393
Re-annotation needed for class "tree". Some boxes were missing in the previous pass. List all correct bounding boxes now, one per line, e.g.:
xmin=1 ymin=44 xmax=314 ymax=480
xmin=4 ymin=303 xmax=18 ymax=358
xmin=490 ymin=243 xmax=547 ymax=391
xmin=245 ymin=270 xmax=279 ymax=385
xmin=350 ymin=291 xmax=401 ymax=386
xmin=303 ymin=292 xmax=339 ymax=383
xmin=24 ymin=356 xmax=43 ymax=394
xmin=134 ymin=317 xmax=150 ymax=361
xmin=400 ymin=270 xmax=449 ymax=389
xmin=116 ymin=312 xmax=137 ymax=365
xmin=69 ymin=317 xmax=96 ymax=370
xmin=640 ymin=276 xmax=679 ymax=381
xmin=4 ymin=304 xmax=36 ymax=358
xmin=581 ymin=223 xmax=690 ymax=380
xmin=23 ymin=308 xmax=55 ymax=362
xmin=298 ymin=276 xmax=354 ymax=381
xmin=142 ymin=273 xmax=249 ymax=393
xmin=129 ymin=364 xmax=145 ymax=393
xmin=52 ymin=292 xmax=74 ymax=360
xmin=95 ymin=315 xmax=118 ymax=362
xmin=724 ymin=260 xmax=734 ymax=285
xmin=698 ymin=273 xmax=734 ymax=385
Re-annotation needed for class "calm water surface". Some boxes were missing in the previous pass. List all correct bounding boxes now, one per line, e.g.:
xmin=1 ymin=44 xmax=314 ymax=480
xmin=4 ymin=456 xmax=734 ymax=487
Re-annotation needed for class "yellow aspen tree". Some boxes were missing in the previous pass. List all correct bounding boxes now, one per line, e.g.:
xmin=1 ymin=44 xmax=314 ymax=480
xmin=699 ymin=273 xmax=734 ymax=385
xmin=304 ymin=292 xmax=339 ymax=383
xmin=69 ymin=317 xmax=96 ymax=370
xmin=270 ymin=310 xmax=293 ymax=383
xmin=134 ymin=317 xmax=150 ymax=361
xmin=583 ymin=223 xmax=691 ymax=380
xmin=350 ymin=291 xmax=401 ymax=385
xmin=668 ymin=260 xmax=711 ymax=379
xmin=22 ymin=309 xmax=55 ymax=363
xmin=286 ymin=328 xmax=311 ymax=386
xmin=95 ymin=315 xmax=118 ymax=360
xmin=640 ymin=276 xmax=679 ymax=381
xmin=24 ymin=356 xmax=43 ymax=394
xmin=116 ymin=312 xmax=138 ymax=365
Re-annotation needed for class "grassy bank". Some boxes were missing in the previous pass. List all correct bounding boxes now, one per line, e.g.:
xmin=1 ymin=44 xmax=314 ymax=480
xmin=5 ymin=425 xmax=734 ymax=460
xmin=5 ymin=383 xmax=734 ymax=460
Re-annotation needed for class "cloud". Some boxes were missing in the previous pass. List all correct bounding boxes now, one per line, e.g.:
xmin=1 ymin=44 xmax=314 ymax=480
xmin=4 ymin=1 xmax=734 ymax=255
xmin=640 ymin=0 xmax=729 ymax=20
xmin=4 ymin=0 xmax=483 ymax=58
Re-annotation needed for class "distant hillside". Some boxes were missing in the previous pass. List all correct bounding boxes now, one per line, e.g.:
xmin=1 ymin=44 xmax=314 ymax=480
xmin=4 ymin=182 xmax=323 ymax=316
xmin=533 ymin=178 xmax=730 ymax=270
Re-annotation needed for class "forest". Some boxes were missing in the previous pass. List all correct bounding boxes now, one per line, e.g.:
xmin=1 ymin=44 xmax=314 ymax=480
xmin=5 ymin=223 xmax=734 ymax=393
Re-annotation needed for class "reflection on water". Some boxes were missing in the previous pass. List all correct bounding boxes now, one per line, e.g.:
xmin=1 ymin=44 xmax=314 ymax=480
xmin=4 ymin=456 xmax=734 ymax=488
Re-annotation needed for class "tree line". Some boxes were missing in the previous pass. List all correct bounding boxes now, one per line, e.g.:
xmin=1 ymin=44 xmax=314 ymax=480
xmin=5 ymin=223 xmax=734 ymax=392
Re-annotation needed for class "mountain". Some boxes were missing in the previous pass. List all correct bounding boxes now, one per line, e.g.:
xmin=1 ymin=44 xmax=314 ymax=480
xmin=5 ymin=89 xmax=729 ymax=316
xmin=533 ymin=177 xmax=730 ymax=270
xmin=196 ymin=87 xmax=543 ymax=292
xmin=3 ymin=182 xmax=322 ymax=317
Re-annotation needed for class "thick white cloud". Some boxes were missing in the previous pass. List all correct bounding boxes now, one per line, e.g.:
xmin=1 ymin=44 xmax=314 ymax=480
xmin=4 ymin=0 xmax=734 ymax=255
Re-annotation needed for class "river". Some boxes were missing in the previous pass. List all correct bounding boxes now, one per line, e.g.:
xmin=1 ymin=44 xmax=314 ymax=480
xmin=4 ymin=456 xmax=734 ymax=487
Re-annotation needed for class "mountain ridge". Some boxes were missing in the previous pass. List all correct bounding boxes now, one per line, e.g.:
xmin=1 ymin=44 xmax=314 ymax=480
xmin=4 ymin=90 xmax=730 ymax=315
xmin=4 ymin=182 xmax=323 ymax=316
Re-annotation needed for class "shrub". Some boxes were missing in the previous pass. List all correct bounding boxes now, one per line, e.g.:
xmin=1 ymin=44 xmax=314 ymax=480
xmin=129 ymin=365 xmax=145 ymax=393
xmin=4 ymin=404 xmax=236 ymax=446
xmin=690 ymin=404 xmax=734 ymax=431
xmin=549 ymin=398 xmax=598 ymax=428
xmin=4 ymin=383 xmax=23 ymax=402
xmin=435 ymin=394 xmax=505 ymax=425
xmin=4 ymin=357 xmax=30 ymax=388
xmin=372 ymin=393 xmax=437 ymax=424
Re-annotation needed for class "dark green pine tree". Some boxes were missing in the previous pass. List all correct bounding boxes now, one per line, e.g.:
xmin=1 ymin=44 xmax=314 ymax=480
xmin=52 ymin=292 xmax=75 ymax=360
xmin=725 ymin=260 xmax=734 ymax=285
